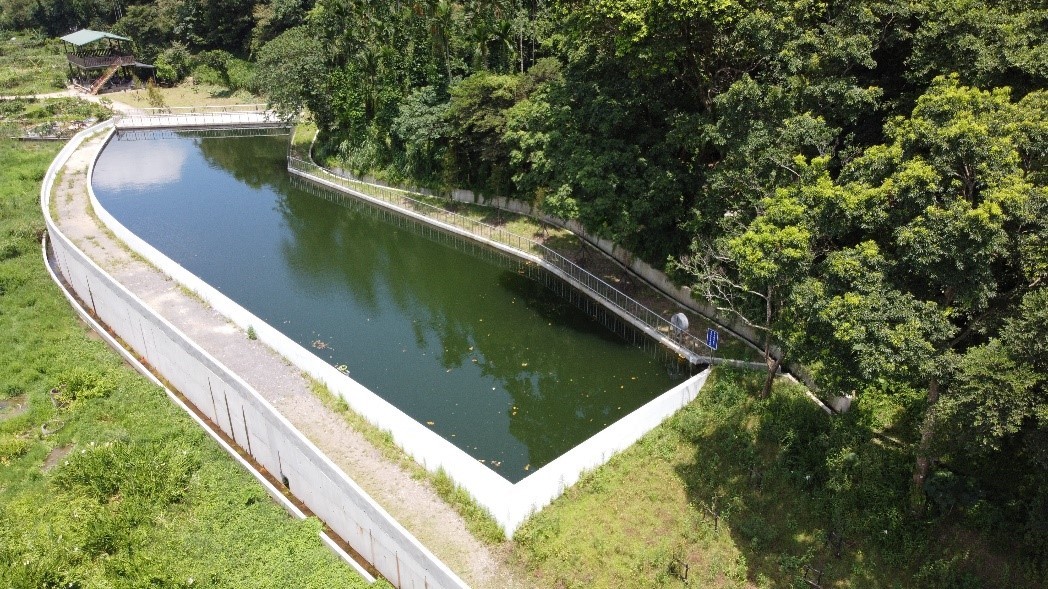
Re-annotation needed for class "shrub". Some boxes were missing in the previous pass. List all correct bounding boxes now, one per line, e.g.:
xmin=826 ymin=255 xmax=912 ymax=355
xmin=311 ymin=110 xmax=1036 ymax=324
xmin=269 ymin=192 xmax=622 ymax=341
xmin=52 ymin=439 xmax=200 ymax=505
xmin=225 ymin=57 xmax=257 ymax=92
xmin=0 ymin=434 xmax=30 ymax=465
xmin=154 ymin=44 xmax=192 ymax=85
xmin=52 ymin=367 xmax=114 ymax=408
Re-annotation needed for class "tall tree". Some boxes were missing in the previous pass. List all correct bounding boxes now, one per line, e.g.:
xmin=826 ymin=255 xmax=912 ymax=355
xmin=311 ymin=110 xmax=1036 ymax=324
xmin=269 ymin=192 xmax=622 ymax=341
xmin=805 ymin=76 xmax=1046 ymax=502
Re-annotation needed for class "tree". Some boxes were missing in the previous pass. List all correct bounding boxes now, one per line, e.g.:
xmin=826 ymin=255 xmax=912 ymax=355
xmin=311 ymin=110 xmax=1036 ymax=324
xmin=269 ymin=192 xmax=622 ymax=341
xmin=680 ymin=156 xmax=832 ymax=397
xmin=391 ymin=86 xmax=451 ymax=184
xmin=112 ymin=4 xmax=175 ymax=63
xmin=254 ymin=26 xmax=327 ymax=122
xmin=908 ymin=0 xmax=1048 ymax=94
xmin=807 ymin=76 xmax=1047 ymax=502
xmin=447 ymin=71 xmax=521 ymax=193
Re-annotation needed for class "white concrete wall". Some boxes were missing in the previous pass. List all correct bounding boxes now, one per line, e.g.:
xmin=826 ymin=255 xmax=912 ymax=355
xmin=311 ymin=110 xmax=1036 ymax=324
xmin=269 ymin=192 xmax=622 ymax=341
xmin=505 ymin=368 xmax=709 ymax=531
xmin=43 ymin=122 xmax=470 ymax=589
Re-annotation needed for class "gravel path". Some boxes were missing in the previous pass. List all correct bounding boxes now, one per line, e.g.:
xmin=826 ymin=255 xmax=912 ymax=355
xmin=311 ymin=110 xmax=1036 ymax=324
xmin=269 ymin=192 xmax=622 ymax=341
xmin=51 ymin=132 xmax=534 ymax=589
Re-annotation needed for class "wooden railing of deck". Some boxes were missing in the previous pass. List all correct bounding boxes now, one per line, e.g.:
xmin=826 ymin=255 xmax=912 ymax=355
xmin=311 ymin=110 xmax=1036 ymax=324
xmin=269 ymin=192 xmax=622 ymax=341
xmin=66 ymin=53 xmax=135 ymax=69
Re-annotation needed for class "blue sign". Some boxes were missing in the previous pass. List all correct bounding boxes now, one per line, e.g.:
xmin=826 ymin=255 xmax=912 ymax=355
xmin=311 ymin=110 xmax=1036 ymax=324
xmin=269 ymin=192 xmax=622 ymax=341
xmin=706 ymin=328 xmax=719 ymax=351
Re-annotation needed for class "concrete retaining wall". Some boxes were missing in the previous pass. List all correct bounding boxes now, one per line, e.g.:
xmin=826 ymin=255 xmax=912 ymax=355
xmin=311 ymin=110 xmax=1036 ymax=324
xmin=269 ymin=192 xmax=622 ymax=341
xmin=43 ymin=122 xmax=469 ymax=589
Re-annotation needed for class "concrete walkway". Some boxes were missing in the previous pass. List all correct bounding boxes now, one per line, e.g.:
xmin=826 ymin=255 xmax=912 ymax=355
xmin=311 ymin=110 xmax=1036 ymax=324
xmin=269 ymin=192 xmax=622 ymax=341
xmin=51 ymin=131 xmax=533 ymax=588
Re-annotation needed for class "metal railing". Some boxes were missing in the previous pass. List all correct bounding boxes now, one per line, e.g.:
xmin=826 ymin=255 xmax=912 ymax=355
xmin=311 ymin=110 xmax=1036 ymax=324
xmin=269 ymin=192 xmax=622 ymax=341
xmin=136 ymin=104 xmax=273 ymax=116
xmin=287 ymin=156 xmax=709 ymax=362
xmin=67 ymin=53 xmax=135 ymax=69
xmin=115 ymin=105 xmax=287 ymax=129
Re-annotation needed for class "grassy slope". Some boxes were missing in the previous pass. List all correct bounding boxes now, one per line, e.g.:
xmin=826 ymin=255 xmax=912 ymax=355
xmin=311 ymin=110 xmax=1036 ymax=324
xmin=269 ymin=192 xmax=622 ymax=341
xmin=514 ymin=369 xmax=1041 ymax=589
xmin=0 ymin=35 xmax=66 ymax=95
xmin=0 ymin=139 xmax=368 ymax=587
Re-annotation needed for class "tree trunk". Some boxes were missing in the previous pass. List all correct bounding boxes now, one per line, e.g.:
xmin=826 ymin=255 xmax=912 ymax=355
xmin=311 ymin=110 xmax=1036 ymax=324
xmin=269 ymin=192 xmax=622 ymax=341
xmin=761 ymin=353 xmax=781 ymax=398
xmin=759 ymin=285 xmax=778 ymax=398
xmin=912 ymin=377 xmax=940 ymax=513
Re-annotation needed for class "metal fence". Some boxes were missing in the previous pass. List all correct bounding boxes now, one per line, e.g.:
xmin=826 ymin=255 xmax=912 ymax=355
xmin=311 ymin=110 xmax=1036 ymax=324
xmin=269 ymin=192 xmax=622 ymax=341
xmin=287 ymin=156 xmax=709 ymax=363
xmin=135 ymin=104 xmax=273 ymax=115
xmin=114 ymin=105 xmax=286 ymax=129
xmin=115 ymin=127 xmax=291 ymax=141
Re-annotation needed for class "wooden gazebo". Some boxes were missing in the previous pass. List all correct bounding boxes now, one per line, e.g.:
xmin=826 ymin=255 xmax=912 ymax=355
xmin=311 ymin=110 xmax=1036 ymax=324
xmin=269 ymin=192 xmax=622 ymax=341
xmin=60 ymin=29 xmax=153 ymax=94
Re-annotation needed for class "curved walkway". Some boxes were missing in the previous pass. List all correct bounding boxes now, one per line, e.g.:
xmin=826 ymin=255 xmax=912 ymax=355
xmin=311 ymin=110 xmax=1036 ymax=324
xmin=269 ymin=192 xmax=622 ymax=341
xmin=1 ymin=87 xmax=144 ymax=116
xmin=50 ymin=130 xmax=533 ymax=588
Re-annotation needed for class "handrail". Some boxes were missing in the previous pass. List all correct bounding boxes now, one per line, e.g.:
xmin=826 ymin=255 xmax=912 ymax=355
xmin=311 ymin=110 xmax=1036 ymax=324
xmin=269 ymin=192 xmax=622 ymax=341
xmin=113 ymin=107 xmax=285 ymax=129
xmin=136 ymin=104 xmax=272 ymax=116
xmin=67 ymin=53 xmax=135 ymax=69
xmin=287 ymin=156 xmax=709 ymax=362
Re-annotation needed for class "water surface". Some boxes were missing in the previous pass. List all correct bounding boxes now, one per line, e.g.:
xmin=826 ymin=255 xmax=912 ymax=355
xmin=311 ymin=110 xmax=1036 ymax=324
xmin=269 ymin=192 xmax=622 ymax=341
xmin=92 ymin=131 xmax=682 ymax=481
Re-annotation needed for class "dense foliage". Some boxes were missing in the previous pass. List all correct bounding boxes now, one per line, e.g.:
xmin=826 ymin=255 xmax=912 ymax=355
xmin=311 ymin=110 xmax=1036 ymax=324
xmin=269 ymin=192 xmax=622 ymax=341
xmin=258 ymin=1 xmax=1047 ymax=580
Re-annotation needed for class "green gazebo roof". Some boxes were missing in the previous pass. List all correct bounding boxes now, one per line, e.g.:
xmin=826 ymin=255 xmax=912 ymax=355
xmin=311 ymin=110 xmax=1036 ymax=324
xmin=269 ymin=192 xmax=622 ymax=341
xmin=59 ymin=29 xmax=130 ymax=46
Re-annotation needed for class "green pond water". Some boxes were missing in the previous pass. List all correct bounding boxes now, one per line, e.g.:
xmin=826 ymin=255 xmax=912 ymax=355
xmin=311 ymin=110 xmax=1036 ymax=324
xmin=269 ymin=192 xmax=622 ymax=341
xmin=91 ymin=131 xmax=684 ymax=482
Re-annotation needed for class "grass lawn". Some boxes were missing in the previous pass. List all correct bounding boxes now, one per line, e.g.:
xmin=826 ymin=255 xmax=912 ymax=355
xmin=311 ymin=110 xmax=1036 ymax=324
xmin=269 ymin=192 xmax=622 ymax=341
xmin=108 ymin=82 xmax=262 ymax=109
xmin=0 ymin=138 xmax=370 ymax=587
xmin=513 ymin=368 xmax=1041 ymax=588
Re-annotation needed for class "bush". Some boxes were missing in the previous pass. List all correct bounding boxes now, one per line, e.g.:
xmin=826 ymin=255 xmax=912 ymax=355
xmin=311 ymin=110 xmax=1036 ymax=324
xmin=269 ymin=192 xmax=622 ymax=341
xmin=52 ymin=367 xmax=114 ymax=408
xmin=225 ymin=57 xmax=257 ymax=92
xmin=154 ymin=44 xmax=192 ymax=85
xmin=0 ymin=434 xmax=30 ymax=465
xmin=52 ymin=439 xmax=199 ymax=505
xmin=190 ymin=49 xmax=258 ymax=90
xmin=190 ymin=64 xmax=225 ymax=86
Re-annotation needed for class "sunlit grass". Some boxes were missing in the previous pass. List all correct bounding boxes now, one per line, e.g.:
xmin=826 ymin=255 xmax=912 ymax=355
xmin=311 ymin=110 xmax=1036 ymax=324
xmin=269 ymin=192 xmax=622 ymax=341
xmin=0 ymin=138 xmax=366 ymax=587
xmin=110 ymin=81 xmax=261 ymax=108
xmin=0 ymin=34 xmax=66 ymax=95
xmin=513 ymin=369 xmax=900 ymax=589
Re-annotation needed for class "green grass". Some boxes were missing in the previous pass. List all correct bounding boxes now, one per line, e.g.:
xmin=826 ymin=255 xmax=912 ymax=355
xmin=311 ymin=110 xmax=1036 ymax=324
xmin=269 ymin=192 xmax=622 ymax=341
xmin=0 ymin=138 xmax=369 ymax=587
xmin=0 ymin=34 xmax=67 ymax=95
xmin=309 ymin=379 xmax=506 ymax=544
xmin=512 ymin=368 xmax=1041 ymax=588
xmin=111 ymin=81 xmax=261 ymax=109
xmin=290 ymin=120 xmax=318 ymax=159
xmin=1 ymin=96 xmax=112 ymax=138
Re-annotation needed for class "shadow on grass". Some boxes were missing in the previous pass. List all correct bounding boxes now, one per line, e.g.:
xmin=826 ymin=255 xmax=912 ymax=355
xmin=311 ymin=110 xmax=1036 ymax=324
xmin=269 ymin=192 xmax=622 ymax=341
xmin=673 ymin=369 xmax=910 ymax=588
xmin=208 ymin=87 xmax=236 ymax=99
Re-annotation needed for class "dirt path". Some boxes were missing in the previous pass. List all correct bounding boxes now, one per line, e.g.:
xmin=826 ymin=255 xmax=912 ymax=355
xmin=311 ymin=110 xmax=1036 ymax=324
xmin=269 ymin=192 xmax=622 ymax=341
xmin=2 ymin=87 xmax=144 ymax=116
xmin=50 ymin=133 xmax=534 ymax=588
